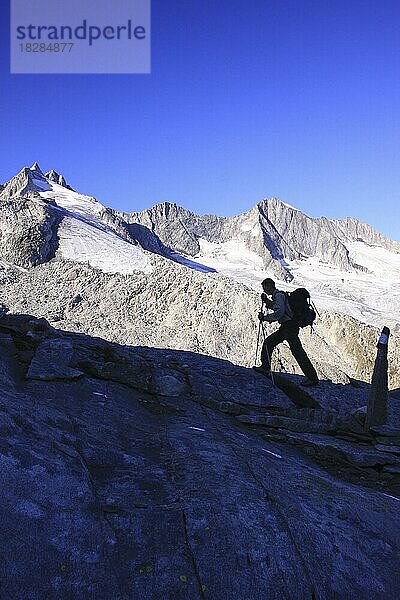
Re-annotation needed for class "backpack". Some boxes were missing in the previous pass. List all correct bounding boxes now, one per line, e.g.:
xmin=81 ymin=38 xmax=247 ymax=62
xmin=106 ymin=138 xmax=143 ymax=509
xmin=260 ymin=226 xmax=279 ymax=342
xmin=285 ymin=288 xmax=316 ymax=328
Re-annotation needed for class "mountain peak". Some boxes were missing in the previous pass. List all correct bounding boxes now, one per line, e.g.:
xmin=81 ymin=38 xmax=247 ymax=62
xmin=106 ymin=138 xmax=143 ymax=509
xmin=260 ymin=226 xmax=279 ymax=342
xmin=257 ymin=197 xmax=300 ymax=212
xmin=29 ymin=162 xmax=43 ymax=174
xmin=44 ymin=169 xmax=74 ymax=191
xmin=0 ymin=164 xmax=48 ymax=200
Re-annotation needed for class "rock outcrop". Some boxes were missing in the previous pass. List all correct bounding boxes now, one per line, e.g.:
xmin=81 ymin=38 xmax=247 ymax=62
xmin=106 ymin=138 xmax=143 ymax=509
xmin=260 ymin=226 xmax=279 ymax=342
xmin=45 ymin=169 xmax=74 ymax=191
xmin=0 ymin=196 xmax=61 ymax=268
xmin=0 ymin=313 xmax=399 ymax=599
xmin=0 ymin=163 xmax=50 ymax=200
xmin=0 ymin=164 xmax=62 ymax=266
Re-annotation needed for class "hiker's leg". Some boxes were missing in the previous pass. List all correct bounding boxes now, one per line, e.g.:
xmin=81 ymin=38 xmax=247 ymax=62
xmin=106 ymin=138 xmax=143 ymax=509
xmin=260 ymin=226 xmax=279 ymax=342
xmin=284 ymin=326 xmax=319 ymax=381
xmin=261 ymin=327 xmax=285 ymax=371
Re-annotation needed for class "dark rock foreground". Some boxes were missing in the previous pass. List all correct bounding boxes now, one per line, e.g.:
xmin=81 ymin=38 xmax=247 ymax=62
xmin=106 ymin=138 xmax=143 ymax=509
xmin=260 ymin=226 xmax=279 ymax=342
xmin=0 ymin=314 xmax=400 ymax=599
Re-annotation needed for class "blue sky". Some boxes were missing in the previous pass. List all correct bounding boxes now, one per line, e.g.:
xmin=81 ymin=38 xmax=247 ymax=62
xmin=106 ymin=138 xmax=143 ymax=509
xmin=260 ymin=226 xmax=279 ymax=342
xmin=1 ymin=0 xmax=400 ymax=239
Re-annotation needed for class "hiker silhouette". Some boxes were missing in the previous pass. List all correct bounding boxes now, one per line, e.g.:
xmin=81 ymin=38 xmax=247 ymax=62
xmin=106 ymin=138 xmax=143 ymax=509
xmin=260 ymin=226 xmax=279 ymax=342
xmin=253 ymin=278 xmax=319 ymax=387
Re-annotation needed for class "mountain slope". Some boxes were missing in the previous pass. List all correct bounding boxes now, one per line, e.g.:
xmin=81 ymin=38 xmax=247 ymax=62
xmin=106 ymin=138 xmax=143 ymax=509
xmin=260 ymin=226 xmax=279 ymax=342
xmin=1 ymin=164 xmax=399 ymax=388
xmin=121 ymin=199 xmax=363 ymax=281
xmin=119 ymin=199 xmax=400 ymax=330
xmin=1 ymin=254 xmax=399 ymax=389
xmin=1 ymin=314 xmax=400 ymax=599
xmin=0 ymin=164 xmax=152 ymax=274
xmin=318 ymin=215 xmax=400 ymax=254
xmin=123 ymin=197 xmax=400 ymax=278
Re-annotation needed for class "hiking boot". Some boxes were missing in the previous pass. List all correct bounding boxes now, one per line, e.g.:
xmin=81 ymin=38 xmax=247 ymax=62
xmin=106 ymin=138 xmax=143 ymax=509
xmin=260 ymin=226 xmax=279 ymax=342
xmin=252 ymin=366 xmax=272 ymax=379
xmin=301 ymin=378 xmax=319 ymax=387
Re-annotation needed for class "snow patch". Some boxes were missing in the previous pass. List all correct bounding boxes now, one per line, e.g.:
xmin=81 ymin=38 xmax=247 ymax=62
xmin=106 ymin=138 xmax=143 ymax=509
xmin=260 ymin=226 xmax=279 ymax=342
xmin=192 ymin=239 xmax=266 ymax=284
xmin=281 ymin=247 xmax=400 ymax=330
xmin=279 ymin=200 xmax=299 ymax=211
xmin=31 ymin=177 xmax=51 ymax=192
xmin=348 ymin=241 xmax=400 ymax=279
xmin=186 ymin=238 xmax=400 ymax=330
xmin=57 ymin=216 xmax=152 ymax=275
xmin=39 ymin=181 xmax=103 ymax=221
xmin=35 ymin=179 xmax=152 ymax=275
xmin=239 ymin=215 xmax=259 ymax=236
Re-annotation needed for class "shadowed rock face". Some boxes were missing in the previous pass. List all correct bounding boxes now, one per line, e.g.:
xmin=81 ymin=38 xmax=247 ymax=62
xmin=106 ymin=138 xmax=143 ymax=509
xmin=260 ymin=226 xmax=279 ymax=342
xmin=1 ymin=313 xmax=400 ymax=599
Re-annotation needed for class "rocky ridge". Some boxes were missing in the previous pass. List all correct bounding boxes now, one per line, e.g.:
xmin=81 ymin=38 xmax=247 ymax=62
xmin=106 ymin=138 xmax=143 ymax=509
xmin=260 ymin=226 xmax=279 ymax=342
xmin=45 ymin=169 xmax=74 ymax=191
xmin=0 ymin=163 xmax=48 ymax=200
xmin=318 ymin=215 xmax=400 ymax=255
xmin=0 ymin=163 xmax=73 ymax=200
xmin=2 ymin=164 xmax=399 ymax=279
xmin=119 ymin=199 xmax=400 ymax=282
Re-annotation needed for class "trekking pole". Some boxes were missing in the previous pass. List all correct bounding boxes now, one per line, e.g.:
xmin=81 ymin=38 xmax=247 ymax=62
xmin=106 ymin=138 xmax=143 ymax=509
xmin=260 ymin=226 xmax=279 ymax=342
xmin=255 ymin=318 xmax=262 ymax=366
xmin=254 ymin=300 xmax=265 ymax=365
xmin=309 ymin=300 xmax=319 ymax=334
xmin=260 ymin=319 xmax=276 ymax=387
xmin=311 ymin=301 xmax=320 ymax=316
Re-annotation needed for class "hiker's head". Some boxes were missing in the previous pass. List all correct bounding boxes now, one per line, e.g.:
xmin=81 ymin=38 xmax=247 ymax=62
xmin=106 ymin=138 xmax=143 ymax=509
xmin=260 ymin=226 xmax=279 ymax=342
xmin=262 ymin=278 xmax=275 ymax=295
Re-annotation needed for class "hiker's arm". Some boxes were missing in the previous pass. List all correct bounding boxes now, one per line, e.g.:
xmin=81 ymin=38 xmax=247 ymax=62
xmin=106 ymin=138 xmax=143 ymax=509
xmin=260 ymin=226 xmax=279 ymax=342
xmin=263 ymin=293 xmax=286 ymax=322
